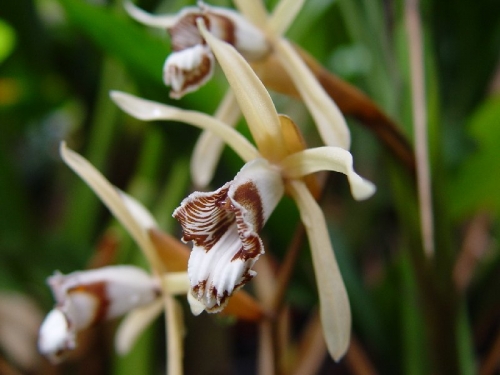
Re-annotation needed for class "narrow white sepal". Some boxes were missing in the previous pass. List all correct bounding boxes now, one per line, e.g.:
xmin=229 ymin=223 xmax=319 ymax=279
xmin=118 ymin=190 xmax=158 ymax=230
xmin=110 ymin=91 xmax=259 ymax=163
xmin=288 ymin=180 xmax=351 ymax=361
xmin=268 ymin=0 xmax=305 ymax=36
xmin=280 ymin=147 xmax=376 ymax=201
xmin=231 ymin=0 xmax=269 ymax=30
xmin=115 ymin=299 xmax=164 ymax=355
xmin=197 ymin=19 xmax=288 ymax=161
xmin=124 ymin=1 xmax=179 ymax=28
xmin=59 ymin=142 xmax=159 ymax=265
xmin=274 ymin=38 xmax=351 ymax=150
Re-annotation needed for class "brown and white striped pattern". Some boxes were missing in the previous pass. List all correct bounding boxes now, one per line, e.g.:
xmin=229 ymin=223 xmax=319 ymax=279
xmin=173 ymin=159 xmax=284 ymax=312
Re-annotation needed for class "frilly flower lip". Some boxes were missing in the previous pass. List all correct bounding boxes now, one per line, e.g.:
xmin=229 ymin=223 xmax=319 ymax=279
xmin=173 ymin=159 xmax=284 ymax=312
xmin=126 ymin=1 xmax=270 ymax=99
xmin=163 ymin=45 xmax=215 ymax=99
xmin=38 ymin=266 xmax=160 ymax=363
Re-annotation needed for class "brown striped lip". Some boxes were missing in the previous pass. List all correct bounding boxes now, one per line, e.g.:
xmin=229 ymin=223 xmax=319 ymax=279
xmin=164 ymin=45 xmax=215 ymax=99
xmin=162 ymin=5 xmax=270 ymax=98
xmin=47 ymin=266 xmax=161 ymax=330
xmin=173 ymin=159 xmax=284 ymax=312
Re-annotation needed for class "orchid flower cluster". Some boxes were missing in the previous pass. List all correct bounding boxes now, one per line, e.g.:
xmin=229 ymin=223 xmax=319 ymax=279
xmin=38 ymin=0 xmax=376 ymax=372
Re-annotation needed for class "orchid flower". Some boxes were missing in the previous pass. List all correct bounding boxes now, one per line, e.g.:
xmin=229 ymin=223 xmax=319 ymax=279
xmin=111 ymin=21 xmax=375 ymax=361
xmin=38 ymin=143 xmax=187 ymax=374
xmin=125 ymin=0 xmax=350 ymax=188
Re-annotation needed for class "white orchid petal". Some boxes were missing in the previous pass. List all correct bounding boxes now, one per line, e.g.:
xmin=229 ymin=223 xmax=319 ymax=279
xmin=187 ymin=292 xmax=205 ymax=316
xmin=269 ymin=0 xmax=305 ymax=36
xmin=118 ymin=190 xmax=158 ymax=230
xmin=232 ymin=0 xmax=269 ymax=29
xmin=191 ymin=89 xmax=241 ymax=187
xmin=174 ymin=159 xmax=284 ymax=312
xmin=60 ymin=143 xmax=160 ymax=265
xmin=197 ymin=20 xmax=287 ymax=162
xmin=110 ymin=91 xmax=259 ymax=163
xmin=288 ymin=180 xmax=351 ymax=361
xmin=38 ymin=308 xmax=74 ymax=363
xmin=281 ymin=147 xmax=376 ymax=201
xmin=115 ymin=299 xmax=163 ymax=355
xmin=124 ymin=1 xmax=179 ymax=28
xmin=274 ymin=39 xmax=351 ymax=149
xmin=161 ymin=272 xmax=190 ymax=295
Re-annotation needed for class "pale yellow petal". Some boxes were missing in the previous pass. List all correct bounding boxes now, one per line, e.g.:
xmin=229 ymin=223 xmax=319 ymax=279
xmin=274 ymin=39 xmax=351 ymax=149
xmin=197 ymin=20 xmax=288 ymax=162
xmin=115 ymin=299 xmax=163 ymax=355
xmin=161 ymin=272 xmax=190 ymax=295
xmin=124 ymin=1 xmax=178 ymax=28
xmin=280 ymin=147 xmax=376 ymax=201
xmin=110 ymin=91 xmax=259 ymax=162
xmin=268 ymin=0 xmax=305 ymax=36
xmin=287 ymin=180 xmax=351 ymax=361
xmin=191 ymin=89 xmax=241 ymax=187
xmin=60 ymin=142 xmax=159 ymax=267
xmin=232 ymin=0 xmax=269 ymax=29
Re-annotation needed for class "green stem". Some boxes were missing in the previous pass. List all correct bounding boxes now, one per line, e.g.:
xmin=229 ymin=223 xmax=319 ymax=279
xmin=63 ymin=57 xmax=126 ymax=247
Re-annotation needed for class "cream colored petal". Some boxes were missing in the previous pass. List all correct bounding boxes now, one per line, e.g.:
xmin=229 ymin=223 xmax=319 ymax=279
xmin=197 ymin=20 xmax=287 ymax=162
xmin=187 ymin=292 xmax=205 ymax=316
xmin=161 ymin=272 xmax=190 ymax=295
xmin=274 ymin=39 xmax=351 ymax=150
xmin=60 ymin=143 xmax=159 ymax=266
xmin=118 ymin=190 xmax=158 ymax=229
xmin=124 ymin=1 xmax=178 ymax=28
xmin=268 ymin=0 xmax=305 ymax=36
xmin=281 ymin=147 xmax=376 ymax=201
xmin=110 ymin=91 xmax=259 ymax=163
xmin=287 ymin=180 xmax=351 ymax=362
xmin=38 ymin=308 xmax=74 ymax=363
xmin=232 ymin=0 xmax=269 ymax=29
xmin=115 ymin=299 xmax=163 ymax=355
xmin=191 ymin=89 xmax=241 ymax=187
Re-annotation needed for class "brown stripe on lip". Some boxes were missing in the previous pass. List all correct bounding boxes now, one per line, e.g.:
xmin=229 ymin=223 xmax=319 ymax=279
xmin=231 ymin=181 xmax=264 ymax=231
xmin=173 ymin=186 xmax=235 ymax=252
xmin=168 ymin=13 xmax=207 ymax=51
xmin=167 ymin=50 xmax=214 ymax=99
xmin=168 ymin=11 xmax=235 ymax=52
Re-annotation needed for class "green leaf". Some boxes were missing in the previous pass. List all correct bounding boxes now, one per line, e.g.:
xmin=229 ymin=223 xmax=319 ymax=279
xmin=58 ymin=0 xmax=169 ymax=85
xmin=449 ymin=95 xmax=500 ymax=218
xmin=0 ymin=19 xmax=16 ymax=63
